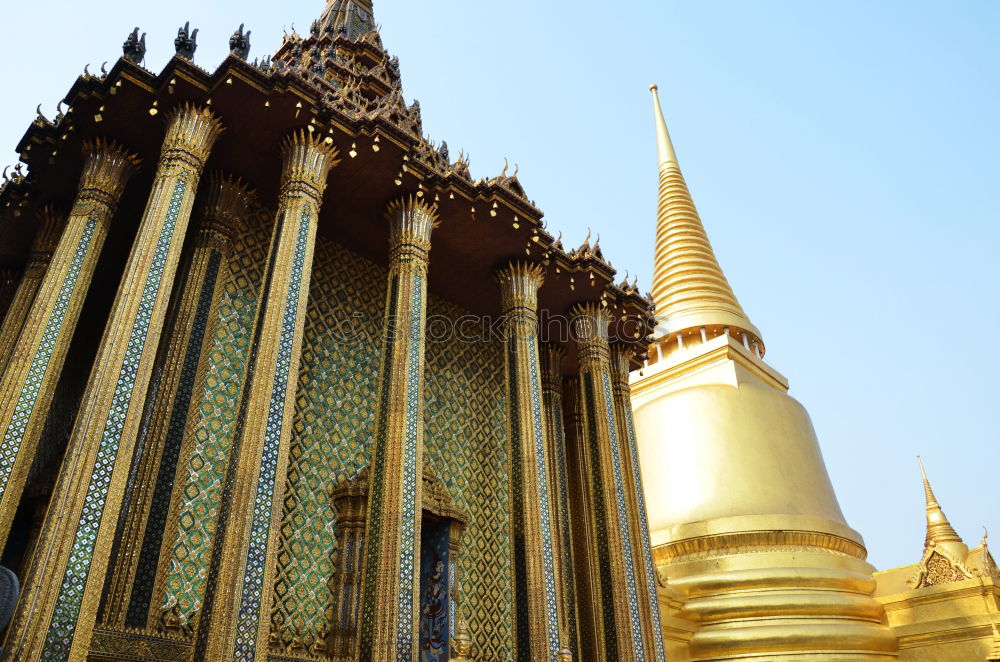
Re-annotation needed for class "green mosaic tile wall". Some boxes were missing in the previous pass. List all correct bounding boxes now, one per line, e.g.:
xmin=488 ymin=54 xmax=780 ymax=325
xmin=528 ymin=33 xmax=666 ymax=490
xmin=156 ymin=209 xmax=271 ymax=623
xmin=424 ymin=297 xmax=512 ymax=660
xmin=271 ymin=236 xmax=384 ymax=645
xmin=271 ymin=239 xmax=513 ymax=659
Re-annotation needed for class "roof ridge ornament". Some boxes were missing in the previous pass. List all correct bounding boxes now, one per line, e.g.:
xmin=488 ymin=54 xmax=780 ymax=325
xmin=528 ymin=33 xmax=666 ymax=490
xmin=229 ymin=24 xmax=251 ymax=60
xmin=174 ymin=21 xmax=198 ymax=60
xmin=122 ymin=27 xmax=146 ymax=65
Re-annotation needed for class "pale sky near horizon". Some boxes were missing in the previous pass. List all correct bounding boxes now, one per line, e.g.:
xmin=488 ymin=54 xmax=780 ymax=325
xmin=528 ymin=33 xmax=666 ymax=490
xmin=0 ymin=1 xmax=997 ymax=573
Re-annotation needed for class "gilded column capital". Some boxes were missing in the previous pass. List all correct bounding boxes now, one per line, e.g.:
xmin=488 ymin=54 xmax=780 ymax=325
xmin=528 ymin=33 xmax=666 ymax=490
xmin=540 ymin=343 xmax=565 ymax=395
xmin=197 ymin=172 xmax=255 ymax=251
xmin=571 ymin=303 xmax=611 ymax=366
xmin=609 ymin=345 xmax=635 ymax=392
xmin=76 ymin=138 xmax=142 ymax=213
xmin=385 ymin=195 xmax=439 ymax=263
xmin=496 ymin=260 xmax=545 ymax=320
xmin=160 ymin=104 xmax=224 ymax=175
xmin=280 ymin=129 xmax=340 ymax=202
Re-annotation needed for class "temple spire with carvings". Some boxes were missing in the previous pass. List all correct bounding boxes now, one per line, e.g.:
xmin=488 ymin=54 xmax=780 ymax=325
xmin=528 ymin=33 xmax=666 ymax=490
xmin=918 ymin=457 xmax=968 ymax=560
xmin=318 ymin=0 xmax=376 ymax=40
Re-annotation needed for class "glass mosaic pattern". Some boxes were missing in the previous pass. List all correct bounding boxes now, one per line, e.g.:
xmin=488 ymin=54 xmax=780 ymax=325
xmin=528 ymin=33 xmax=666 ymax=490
xmin=600 ymin=372 xmax=645 ymax=662
xmin=126 ymin=249 xmax=223 ymax=626
xmin=527 ymin=340 xmax=562 ymax=662
xmin=508 ymin=336 xmax=531 ymax=657
xmin=357 ymin=273 xmax=399 ymax=660
xmin=396 ymin=274 xmax=424 ymax=660
xmin=621 ymin=396 xmax=666 ymax=662
xmin=271 ymin=243 xmax=512 ymax=659
xmin=0 ymin=217 xmax=96 ymax=504
xmin=549 ymin=389 xmax=578 ymax=654
xmin=424 ymin=298 xmax=511 ymax=660
xmin=155 ymin=210 xmax=271 ymax=623
xmin=232 ymin=206 xmax=313 ymax=660
xmin=43 ymin=179 xmax=188 ymax=660
xmin=582 ymin=373 xmax=617 ymax=658
xmin=271 ymin=236 xmax=385 ymax=648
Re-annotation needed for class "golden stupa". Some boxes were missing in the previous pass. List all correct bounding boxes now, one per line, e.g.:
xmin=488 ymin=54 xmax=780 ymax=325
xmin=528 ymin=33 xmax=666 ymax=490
xmin=633 ymin=86 xmax=1000 ymax=661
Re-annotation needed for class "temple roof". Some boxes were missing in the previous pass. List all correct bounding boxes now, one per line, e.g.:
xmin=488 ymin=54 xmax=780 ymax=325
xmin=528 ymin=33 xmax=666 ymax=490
xmin=0 ymin=8 xmax=655 ymax=372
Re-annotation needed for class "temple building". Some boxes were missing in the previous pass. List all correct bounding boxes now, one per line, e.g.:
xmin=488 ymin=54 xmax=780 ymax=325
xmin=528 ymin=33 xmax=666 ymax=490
xmin=1 ymin=3 xmax=998 ymax=662
xmin=635 ymin=86 xmax=1000 ymax=661
xmin=0 ymin=2 xmax=665 ymax=661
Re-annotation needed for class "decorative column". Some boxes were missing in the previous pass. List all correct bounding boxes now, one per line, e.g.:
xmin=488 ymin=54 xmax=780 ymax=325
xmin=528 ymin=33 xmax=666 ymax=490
xmin=355 ymin=196 xmax=439 ymax=662
xmin=564 ymin=375 xmax=602 ymax=659
xmin=540 ymin=343 xmax=578 ymax=659
xmin=497 ymin=262 xmax=564 ymax=662
xmin=0 ymin=140 xmax=139 ymax=554
xmin=102 ymin=173 xmax=255 ymax=628
xmin=0 ymin=204 xmax=65 ymax=372
xmin=610 ymin=346 xmax=666 ymax=662
xmin=3 ymin=104 xmax=221 ymax=662
xmin=194 ymin=131 xmax=338 ymax=662
xmin=570 ymin=303 xmax=647 ymax=662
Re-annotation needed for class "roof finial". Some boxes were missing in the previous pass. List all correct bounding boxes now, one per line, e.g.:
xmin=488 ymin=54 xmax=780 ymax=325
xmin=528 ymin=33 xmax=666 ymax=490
xmin=650 ymin=84 xmax=678 ymax=168
xmin=917 ymin=457 xmax=968 ymax=558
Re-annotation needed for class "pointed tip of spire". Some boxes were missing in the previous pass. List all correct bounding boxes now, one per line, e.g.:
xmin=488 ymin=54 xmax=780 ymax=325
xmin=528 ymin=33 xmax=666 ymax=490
xmin=649 ymin=84 xmax=678 ymax=168
xmin=917 ymin=457 xmax=968 ymax=556
xmin=917 ymin=456 xmax=940 ymax=509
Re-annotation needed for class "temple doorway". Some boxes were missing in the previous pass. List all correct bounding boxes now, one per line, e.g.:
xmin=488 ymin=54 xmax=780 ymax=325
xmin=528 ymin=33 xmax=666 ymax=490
xmin=329 ymin=464 xmax=467 ymax=658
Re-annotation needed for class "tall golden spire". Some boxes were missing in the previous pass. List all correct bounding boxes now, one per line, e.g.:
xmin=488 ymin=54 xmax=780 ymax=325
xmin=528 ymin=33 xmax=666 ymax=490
xmin=649 ymin=85 xmax=762 ymax=350
xmin=918 ymin=457 xmax=968 ymax=558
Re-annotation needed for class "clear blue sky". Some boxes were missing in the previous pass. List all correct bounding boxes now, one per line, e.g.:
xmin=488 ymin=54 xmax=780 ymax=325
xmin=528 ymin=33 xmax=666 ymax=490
xmin=1 ymin=1 xmax=997 ymax=572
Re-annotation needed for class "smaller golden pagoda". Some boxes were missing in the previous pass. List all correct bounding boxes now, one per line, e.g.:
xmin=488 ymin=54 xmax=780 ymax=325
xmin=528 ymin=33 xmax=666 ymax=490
xmin=872 ymin=460 xmax=1000 ymax=661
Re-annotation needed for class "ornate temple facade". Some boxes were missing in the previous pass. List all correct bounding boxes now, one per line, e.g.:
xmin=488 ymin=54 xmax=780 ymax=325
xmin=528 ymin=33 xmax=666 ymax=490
xmin=635 ymin=87 xmax=1000 ymax=661
xmin=0 ymin=2 xmax=666 ymax=661
xmin=2 ymin=3 xmax=998 ymax=662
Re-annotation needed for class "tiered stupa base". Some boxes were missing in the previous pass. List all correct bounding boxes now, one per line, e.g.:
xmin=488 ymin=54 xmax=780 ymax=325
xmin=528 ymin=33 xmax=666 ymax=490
xmin=658 ymin=517 xmax=898 ymax=660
